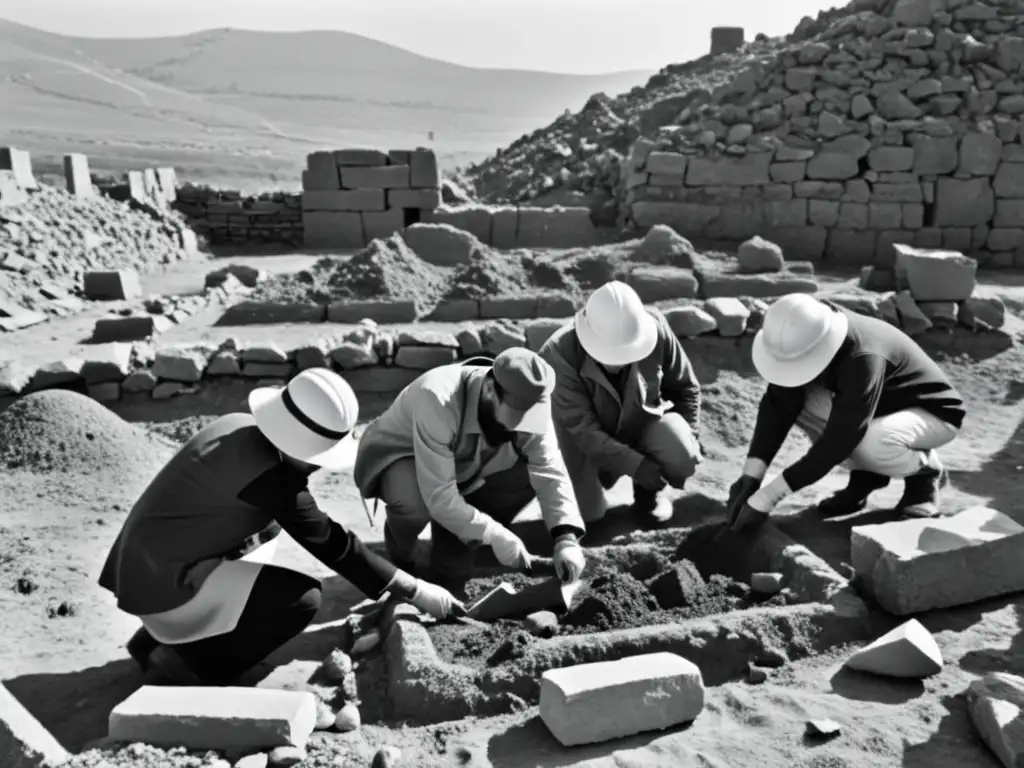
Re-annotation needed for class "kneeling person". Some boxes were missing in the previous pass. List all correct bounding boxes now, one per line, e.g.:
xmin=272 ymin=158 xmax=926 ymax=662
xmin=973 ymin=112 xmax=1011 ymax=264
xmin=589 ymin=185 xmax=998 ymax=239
xmin=728 ymin=294 xmax=965 ymax=531
xmin=353 ymin=348 xmax=587 ymax=585
xmin=100 ymin=368 xmax=464 ymax=687
xmin=539 ymin=281 xmax=703 ymax=524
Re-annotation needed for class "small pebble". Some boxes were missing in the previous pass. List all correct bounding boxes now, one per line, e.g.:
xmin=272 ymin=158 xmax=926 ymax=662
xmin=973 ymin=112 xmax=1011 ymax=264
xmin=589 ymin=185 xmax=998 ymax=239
xmin=267 ymin=745 xmax=305 ymax=767
xmin=234 ymin=754 xmax=269 ymax=768
xmin=352 ymin=629 xmax=381 ymax=655
xmin=314 ymin=699 xmax=335 ymax=730
xmin=335 ymin=701 xmax=361 ymax=732
xmin=748 ymin=664 xmax=768 ymax=684
xmin=750 ymin=571 xmax=784 ymax=594
xmin=371 ymin=746 xmax=403 ymax=768
xmin=806 ymin=718 xmax=842 ymax=737
xmin=320 ymin=648 xmax=353 ymax=681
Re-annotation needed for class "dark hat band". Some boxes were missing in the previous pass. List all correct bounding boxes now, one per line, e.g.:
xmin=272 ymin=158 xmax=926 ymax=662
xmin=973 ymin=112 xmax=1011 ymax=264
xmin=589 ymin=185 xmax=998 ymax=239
xmin=282 ymin=387 xmax=350 ymax=441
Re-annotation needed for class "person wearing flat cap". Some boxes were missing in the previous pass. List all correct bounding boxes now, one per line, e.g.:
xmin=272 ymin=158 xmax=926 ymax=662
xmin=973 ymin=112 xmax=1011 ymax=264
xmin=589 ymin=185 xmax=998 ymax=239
xmin=99 ymin=368 xmax=464 ymax=687
xmin=539 ymin=281 xmax=704 ymax=524
xmin=353 ymin=348 xmax=587 ymax=586
xmin=727 ymin=294 xmax=965 ymax=533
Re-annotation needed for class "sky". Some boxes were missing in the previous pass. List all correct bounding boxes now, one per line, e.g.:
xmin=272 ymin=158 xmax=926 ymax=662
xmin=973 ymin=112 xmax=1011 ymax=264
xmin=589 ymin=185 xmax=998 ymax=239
xmin=0 ymin=0 xmax=844 ymax=75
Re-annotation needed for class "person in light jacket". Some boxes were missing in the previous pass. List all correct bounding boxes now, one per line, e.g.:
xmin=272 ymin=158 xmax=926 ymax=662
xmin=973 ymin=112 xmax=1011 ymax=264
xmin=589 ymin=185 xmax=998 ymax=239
xmin=539 ymin=281 xmax=703 ymax=524
xmin=353 ymin=348 xmax=587 ymax=585
xmin=100 ymin=368 xmax=464 ymax=687
xmin=727 ymin=294 xmax=965 ymax=533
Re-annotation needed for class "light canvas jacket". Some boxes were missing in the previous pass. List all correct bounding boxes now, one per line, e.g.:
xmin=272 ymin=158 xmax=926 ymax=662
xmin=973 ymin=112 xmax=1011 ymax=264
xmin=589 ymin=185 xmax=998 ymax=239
xmin=353 ymin=360 xmax=584 ymax=542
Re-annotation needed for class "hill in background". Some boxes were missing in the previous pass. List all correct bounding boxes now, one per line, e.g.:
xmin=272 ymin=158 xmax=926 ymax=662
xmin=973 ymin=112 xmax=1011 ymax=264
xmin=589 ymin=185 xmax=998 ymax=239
xmin=0 ymin=19 xmax=653 ymax=190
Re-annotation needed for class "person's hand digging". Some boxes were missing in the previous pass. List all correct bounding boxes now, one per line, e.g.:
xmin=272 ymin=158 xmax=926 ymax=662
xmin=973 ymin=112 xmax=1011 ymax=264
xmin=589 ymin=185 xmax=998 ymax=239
xmin=409 ymin=579 xmax=465 ymax=619
xmin=726 ymin=475 xmax=761 ymax=525
xmin=485 ymin=524 xmax=532 ymax=570
xmin=730 ymin=502 xmax=769 ymax=535
xmin=552 ymin=534 xmax=585 ymax=583
xmin=634 ymin=458 xmax=667 ymax=492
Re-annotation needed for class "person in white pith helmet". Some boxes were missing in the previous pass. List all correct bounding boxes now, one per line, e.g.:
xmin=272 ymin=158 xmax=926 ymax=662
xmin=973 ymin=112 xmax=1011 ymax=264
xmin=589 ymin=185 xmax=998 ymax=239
xmin=727 ymin=294 xmax=966 ymax=534
xmin=99 ymin=367 xmax=464 ymax=687
xmin=539 ymin=281 xmax=703 ymax=524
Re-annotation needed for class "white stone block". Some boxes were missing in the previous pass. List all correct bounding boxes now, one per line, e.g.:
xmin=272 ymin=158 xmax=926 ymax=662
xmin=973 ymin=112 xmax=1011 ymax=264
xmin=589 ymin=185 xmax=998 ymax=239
xmin=538 ymin=652 xmax=704 ymax=746
xmin=851 ymin=506 xmax=1024 ymax=616
xmin=0 ymin=682 xmax=70 ymax=768
xmin=108 ymin=686 xmax=316 ymax=752
xmin=845 ymin=619 xmax=943 ymax=679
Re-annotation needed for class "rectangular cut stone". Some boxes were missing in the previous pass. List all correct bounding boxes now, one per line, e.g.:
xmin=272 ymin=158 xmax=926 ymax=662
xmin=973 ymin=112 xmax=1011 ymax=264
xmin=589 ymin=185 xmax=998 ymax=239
xmin=341 ymin=165 xmax=410 ymax=189
xmin=83 ymin=269 xmax=142 ymax=300
xmin=327 ymin=299 xmax=417 ymax=324
xmin=409 ymin=148 xmax=440 ymax=188
xmin=1 ymin=681 xmax=70 ymax=768
xmin=63 ymin=153 xmax=93 ymax=198
xmin=851 ymin=507 xmax=1024 ymax=616
xmin=423 ymin=206 xmax=493 ymax=244
xmin=644 ymin=151 xmax=687 ymax=176
xmin=302 ymin=189 xmax=385 ymax=212
xmin=302 ymin=211 xmax=364 ymax=249
xmin=892 ymin=243 xmax=977 ymax=301
xmin=685 ymin=154 xmax=771 ymax=186
xmin=108 ymin=685 xmax=316 ymax=752
xmin=301 ymin=166 xmax=340 ymax=191
xmin=0 ymin=147 xmax=37 ymax=189
xmin=515 ymin=206 xmax=598 ymax=248
xmin=631 ymin=201 xmax=719 ymax=232
xmin=388 ymin=188 xmax=441 ymax=210
xmin=362 ymin=209 xmax=405 ymax=242
xmin=333 ymin=149 xmax=389 ymax=167
xmin=491 ymin=207 xmax=519 ymax=249
xmin=539 ymin=652 xmax=705 ymax=746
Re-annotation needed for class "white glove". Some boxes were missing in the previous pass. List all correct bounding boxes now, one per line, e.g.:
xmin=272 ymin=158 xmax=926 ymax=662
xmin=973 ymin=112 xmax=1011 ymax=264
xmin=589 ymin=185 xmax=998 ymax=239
xmin=409 ymin=579 xmax=464 ymax=619
xmin=553 ymin=537 xmax=585 ymax=583
xmin=483 ymin=522 xmax=531 ymax=569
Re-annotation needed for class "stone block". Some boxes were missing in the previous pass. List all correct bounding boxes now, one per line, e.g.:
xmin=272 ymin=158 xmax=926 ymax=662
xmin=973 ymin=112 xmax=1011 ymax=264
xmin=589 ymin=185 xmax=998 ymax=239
xmin=409 ymin=148 xmax=440 ymax=188
xmin=156 ymin=168 xmax=178 ymax=202
xmin=0 ymin=147 xmax=36 ymax=189
xmin=663 ymin=305 xmax=718 ymax=337
xmin=122 ymin=370 xmax=157 ymax=393
xmin=302 ymin=166 xmax=341 ymax=191
xmin=916 ymin=300 xmax=958 ymax=327
xmin=394 ymin=346 xmax=458 ymax=370
xmin=342 ymin=366 xmax=420 ymax=394
xmin=892 ymin=290 xmax=932 ymax=336
xmin=631 ymin=224 xmax=697 ymax=268
xmin=539 ymin=652 xmax=705 ymax=747
xmin=491 ymin=207 xmax=519 ymax=249
xmin=27 ymin=359 xmax=85 ymax=392
xmin=0 ymin=170 xmax=27 ymax=206
xmin=481 ymin=323 xmax=528 ymax=355
xmin=326 ymin=300 xmax=417 ymax=324
xmin=515 ymin=206 xmax=599 ymax=248
xmin=362 ymin=209 xmax=405 ymax=243
xmin=402 ymin=222 xmax=480 ymax=267
xmin=426 ymin=299 xmax=480 ymax=322
xmin=860 ymin=266 xmax=897 ymax=292
xmin=333 ymin=149 xmax=389 ymax=167
xmin=92 ymin=315 xmax=169 ymax=343
xmin=220 ymin=302 xmax=327 ymax=325
xmin=108 ymin=685 xmax=317 ymax=752
xmin=302 ymin=211 xmax=364 ymax=249
xmin=625 ymin=265 xmax=698 ymax=302
xmin=292 ymin=340 xmax=332 ymax=371
xmin=524 ymin=318 xmax=566 ymax=351
xmin=341 ymin=165 xmax=410 ymax=189
xmin=83 ymin=269 xmax=142 ymax=300
xmin=206 ymin=352 xmax=242 ymax=376
xmin=703 ymin=297 xmax=749 ymax=336
xmin=933 ymin=177 xmax=994 ymax=226
xmin=330 ymin=342 xmax=378 ymax=369
xmin=302 ymin=189 xmax=385 ymax=212
xmin=696 ymin=266 xmax=819 ymax=299
xmin=480 ymin=295 xmax=537 ymax=319
xmin=388 ymin=188 xmax=441 ymax=210
xmin=397 ymin=329 xmax=458 ymax=347
xmin=737 ymin=235 xmax=784 ymax=273
xmin=851 ymin=506 xmax=1024 ymax=616
xmin=686 ymin=154 xmax=771 ymax=186
xmin=0 ymin=681 xmax=70 ymax=768
xmin=958 ymin=132 xmax=1002 ymax=176
xmin=152 ymin=347 xmax=210 ymax=383
xmin=537 ymin=294 xmax=576 ymax=317
xmin=844 ymin=619 xmax=943 ymax=679
xmin=893 ymin=243 xmax=978 ymax=301
xmin=644 ymin=152 xmax=687 ymax=177
xmin=126 ymin=171 xmax=146 ymax=201
xmin=241 ymin=343 xmax=289 ymax=364
xmin=959 ymin=296 xmax=1006 ymax=330
xmin=80 ymin=343 xmax=134 ymax=384
xmin=967 ymin=672 xmax=1024 ymax=768
xmin=631 ymin=201 xmax=719 ymax=232
xmin=456 ymin=327 xmax=484 ymax=356
xmin=422 ymin=206 xmax=493 ymax=244
xmin=63 ymin=153 xmax=93 ymax=198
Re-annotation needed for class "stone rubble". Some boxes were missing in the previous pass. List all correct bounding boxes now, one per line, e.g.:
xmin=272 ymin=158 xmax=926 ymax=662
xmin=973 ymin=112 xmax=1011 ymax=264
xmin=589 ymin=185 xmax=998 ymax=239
xmin=967 ymin=672 xmax=1024 ymax=768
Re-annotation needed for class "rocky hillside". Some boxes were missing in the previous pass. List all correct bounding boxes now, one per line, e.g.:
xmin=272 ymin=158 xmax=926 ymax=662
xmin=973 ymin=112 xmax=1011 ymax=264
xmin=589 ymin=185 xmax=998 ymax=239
xmin=463 ymin=0 xmax=1024 ymax=211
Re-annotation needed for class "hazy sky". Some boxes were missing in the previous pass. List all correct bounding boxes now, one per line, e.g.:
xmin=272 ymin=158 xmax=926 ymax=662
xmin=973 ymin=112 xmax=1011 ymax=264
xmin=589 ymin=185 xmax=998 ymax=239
xmin=1 ymin=0 xmax=842 ymax=74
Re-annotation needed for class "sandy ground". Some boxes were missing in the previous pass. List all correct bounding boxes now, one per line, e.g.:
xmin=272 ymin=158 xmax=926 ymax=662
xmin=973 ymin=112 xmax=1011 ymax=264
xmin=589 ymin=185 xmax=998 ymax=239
xmin=1 ymin=267 xmax=1024 ymax=767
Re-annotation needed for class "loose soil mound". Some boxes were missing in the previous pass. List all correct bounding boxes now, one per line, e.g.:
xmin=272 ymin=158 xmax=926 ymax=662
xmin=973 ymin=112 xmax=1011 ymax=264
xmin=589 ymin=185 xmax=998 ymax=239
xmin=0 ymin=390 xmax=173 ymax=480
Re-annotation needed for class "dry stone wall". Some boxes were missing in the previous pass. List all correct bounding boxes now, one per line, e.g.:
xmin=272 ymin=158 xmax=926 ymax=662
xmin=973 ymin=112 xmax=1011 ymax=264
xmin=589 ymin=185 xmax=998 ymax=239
xmin=620 ymin=0 xmax=1024 ymax=268
xmin=173 ymin=187 xmax=303 ymax=247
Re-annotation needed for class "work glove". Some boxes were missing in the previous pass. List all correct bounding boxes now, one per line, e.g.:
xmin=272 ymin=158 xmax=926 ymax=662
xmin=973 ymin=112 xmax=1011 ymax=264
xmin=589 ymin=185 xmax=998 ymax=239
xmin=484 ymin=524 xmax=532 ymax=569
xmin=730 ymin=502 xmax=770 ymax=535
xmin=552 ymin=536 xmax=585 ymax=583
xmin=634 ymin=457 xmax=667 ymax=492
xmin=409 ymin=579 xmax=466 ymax=619
xmin=726 ymin=475 xmax=761 ymax=525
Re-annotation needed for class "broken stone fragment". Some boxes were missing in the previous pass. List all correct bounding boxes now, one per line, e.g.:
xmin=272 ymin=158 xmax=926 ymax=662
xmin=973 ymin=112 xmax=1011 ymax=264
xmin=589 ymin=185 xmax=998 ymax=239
xmin=523 ymin=610 xmax=559 ymax=638
xmin=806 ymin=719 xmax=842 ymax=737
xmin=747 ymin=664 xmax=768 ymax=684
xmin=844 ymin=619 xmax=943 ymax=679
xmin=267 ymin=745 xmax=305 ymax=767
xmin=319 ymin=649 xmax=353 ymax=681
xmin=750 ymin=572 xmax=784 ymax=594
xmin=967 ymin=672 xmax=1024 ymax=768
xmin=371 ymin=746 xmax=403 ymax=768
xmin=334 ymin=702 xmax=361 ymax=732
xmin=351 ymin=628 xmax=381 ymax=655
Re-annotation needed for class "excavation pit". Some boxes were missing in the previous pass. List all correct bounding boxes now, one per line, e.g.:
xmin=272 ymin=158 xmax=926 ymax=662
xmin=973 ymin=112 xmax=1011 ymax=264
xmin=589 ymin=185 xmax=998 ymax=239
xmin=378 ymin=521 xmax=871 ymax=726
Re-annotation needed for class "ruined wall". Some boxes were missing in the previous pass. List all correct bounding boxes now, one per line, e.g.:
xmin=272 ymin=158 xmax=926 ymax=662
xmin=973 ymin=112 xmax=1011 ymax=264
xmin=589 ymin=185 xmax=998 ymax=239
xmin=172 ymin=188 xmax=303 ymax=247
xmin=711 ymin=27 xmax=745 ymax=56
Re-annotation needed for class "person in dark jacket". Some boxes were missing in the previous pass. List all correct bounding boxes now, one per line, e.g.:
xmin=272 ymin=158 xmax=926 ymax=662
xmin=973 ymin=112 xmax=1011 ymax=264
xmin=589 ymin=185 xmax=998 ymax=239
xmin=539 ymin=281 xmax=703 ymax=524
xmin=727 ymin=294 xmax=965 ymax=532
xmin=99 ymin=367 xmax=464 ymax=687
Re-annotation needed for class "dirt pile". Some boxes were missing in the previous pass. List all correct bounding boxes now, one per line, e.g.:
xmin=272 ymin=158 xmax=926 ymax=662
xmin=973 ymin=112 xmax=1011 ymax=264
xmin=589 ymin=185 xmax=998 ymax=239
xmin=0 ymin=184 xmax=197 ymax=312
xmin=0 ymin=389 xmax=174 ymax=479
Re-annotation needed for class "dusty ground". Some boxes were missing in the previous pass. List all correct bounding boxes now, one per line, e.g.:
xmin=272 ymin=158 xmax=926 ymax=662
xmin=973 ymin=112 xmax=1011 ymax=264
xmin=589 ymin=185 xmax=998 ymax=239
xmin=1 ymin=262 xmax=1024 ymax=767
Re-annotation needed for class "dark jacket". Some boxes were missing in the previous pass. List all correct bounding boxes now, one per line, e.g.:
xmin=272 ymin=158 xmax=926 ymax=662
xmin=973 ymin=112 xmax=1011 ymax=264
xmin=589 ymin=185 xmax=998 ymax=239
xmin=539 ymin=307 xmax=701 ymax=478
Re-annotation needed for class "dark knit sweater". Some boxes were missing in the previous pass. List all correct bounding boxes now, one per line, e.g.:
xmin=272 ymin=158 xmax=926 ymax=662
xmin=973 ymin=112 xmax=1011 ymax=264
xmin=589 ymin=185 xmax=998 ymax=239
xmin=747 ymin=303 xmax=965 ymax=492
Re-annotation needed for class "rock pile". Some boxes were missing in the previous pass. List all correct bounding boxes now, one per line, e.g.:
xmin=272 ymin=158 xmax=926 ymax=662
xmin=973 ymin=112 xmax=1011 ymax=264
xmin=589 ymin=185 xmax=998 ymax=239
xmin=0 ymin=183 xmax=198 ymax=315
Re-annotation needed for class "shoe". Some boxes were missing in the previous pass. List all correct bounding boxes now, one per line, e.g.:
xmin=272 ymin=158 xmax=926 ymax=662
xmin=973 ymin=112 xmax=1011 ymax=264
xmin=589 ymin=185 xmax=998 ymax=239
xmin=896 ymin=463 xmax=947 ymax=519
xmin=126 ymin=627 xmax=159 ymax=669
xmin=632 ymin=486 xmax=674 ymax=524
xmin=142 ymin=645 xmax=206 ymax=687
xmin=817 ymin=470 xmax=890 ymax=518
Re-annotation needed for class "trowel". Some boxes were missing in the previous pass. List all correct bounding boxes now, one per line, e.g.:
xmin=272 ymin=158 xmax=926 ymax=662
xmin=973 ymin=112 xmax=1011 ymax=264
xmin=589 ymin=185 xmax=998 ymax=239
xmin=466 ymin=577 xmax=582 ymax=622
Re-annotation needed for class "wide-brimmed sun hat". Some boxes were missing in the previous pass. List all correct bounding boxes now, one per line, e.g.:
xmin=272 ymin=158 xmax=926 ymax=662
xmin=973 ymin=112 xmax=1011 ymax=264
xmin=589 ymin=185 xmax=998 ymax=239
xmin=575 ymin=280 xmax=658 ymax=367
xmin=752 ymin=294 xmax=849 ymax=388
xmin=491 ymin=347 xmax=556 ymax=434
xmin=249 ymin=367 xmax=359 ymax=471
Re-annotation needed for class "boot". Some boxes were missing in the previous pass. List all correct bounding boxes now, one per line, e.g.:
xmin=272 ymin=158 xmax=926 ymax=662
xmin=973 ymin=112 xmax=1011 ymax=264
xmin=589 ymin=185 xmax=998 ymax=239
xmin=142 ymin=645 xmax=206 ymax=687
xmin=632 ymin=486 xmax=674 ymax=524
xmin=817 ymin=470 xmax=890 ymax=518
xmin=126 ymin=626 xmax=159 ymax=669
xmin=896 ymin=463 xmax=946 ymax=519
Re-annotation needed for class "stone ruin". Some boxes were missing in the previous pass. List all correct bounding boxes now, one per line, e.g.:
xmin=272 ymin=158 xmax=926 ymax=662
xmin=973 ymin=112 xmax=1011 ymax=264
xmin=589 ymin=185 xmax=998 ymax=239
xmin=711 ymin=26 xmax=746 ymax=56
